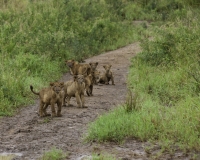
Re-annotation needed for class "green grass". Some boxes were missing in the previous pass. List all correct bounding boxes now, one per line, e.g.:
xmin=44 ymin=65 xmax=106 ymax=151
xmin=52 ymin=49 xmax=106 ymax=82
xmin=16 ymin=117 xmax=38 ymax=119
xmin=0 ymin=0 xmax=142 ymax=116
xmin=86 ymin=5 xmax=200 ymax=152
xmin=39 ymin=147 xmax=68 ymax=160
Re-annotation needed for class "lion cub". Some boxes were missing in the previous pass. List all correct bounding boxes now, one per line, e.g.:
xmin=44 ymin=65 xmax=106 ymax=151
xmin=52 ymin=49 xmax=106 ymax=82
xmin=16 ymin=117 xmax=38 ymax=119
xmin=99 ymin=64 xmax=115 ymax=85
xmin=90 ymin=70 xmax=101 ymax=85
xmin=30 ymin=82 xmax=64 ymax=117
xmin=85 ymin=74 xmax=93 ymax=96
xmin=89 ymin=62 xmax=100 ymax=85
xmin=65 ymin=60 xmax=91 ymax=76
xmin=62 ymin=74 xmax=86 ymax=108
xmin=89 ymin=62 xmax=98 ymax=72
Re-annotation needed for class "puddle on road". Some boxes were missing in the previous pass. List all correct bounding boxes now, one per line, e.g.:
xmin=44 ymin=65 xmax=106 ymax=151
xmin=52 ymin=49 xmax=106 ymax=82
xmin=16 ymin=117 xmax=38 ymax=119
xmin=0 ymin=152 xmax=22 ymax=160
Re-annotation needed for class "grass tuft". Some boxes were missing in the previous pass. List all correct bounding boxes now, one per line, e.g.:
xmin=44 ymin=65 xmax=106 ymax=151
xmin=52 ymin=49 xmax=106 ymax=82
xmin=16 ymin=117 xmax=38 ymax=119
xmin=39 ymin=147 xmax=68 ymax=160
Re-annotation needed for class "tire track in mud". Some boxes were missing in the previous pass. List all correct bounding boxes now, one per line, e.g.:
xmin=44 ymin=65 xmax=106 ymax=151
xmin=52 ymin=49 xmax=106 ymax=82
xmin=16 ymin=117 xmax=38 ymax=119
xmin=0 ymin=43 xmax=142 ymax=160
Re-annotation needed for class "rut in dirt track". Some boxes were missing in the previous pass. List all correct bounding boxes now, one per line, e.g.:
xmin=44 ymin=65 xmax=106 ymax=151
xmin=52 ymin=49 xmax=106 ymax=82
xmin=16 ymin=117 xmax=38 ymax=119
xmin=0 ymin=42 xmax=141 ymax=160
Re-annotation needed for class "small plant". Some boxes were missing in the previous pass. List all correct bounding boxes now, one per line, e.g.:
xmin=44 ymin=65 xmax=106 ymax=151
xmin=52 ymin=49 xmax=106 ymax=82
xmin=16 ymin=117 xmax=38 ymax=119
xmin=39 ymin=147 xmax=68 ymax=160
xmin=43 ymin=117 xmax=51 ymax=123
xmin=123 ymin=89 xmax=138 ymax=112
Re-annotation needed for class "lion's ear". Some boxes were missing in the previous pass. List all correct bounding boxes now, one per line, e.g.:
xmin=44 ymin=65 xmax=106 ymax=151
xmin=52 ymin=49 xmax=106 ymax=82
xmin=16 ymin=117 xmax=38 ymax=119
xmin=72 ymin=60 xmax=76 ymax=64
xmin=60 ymin=82 xmax=64 ymax=87
xmin=96 ymin=62 xmax=98 ymax=65
xmin=89 ymin=62 xmax=92 ymax=65
xmin=50 ymin=82 xmax=54 ymax=86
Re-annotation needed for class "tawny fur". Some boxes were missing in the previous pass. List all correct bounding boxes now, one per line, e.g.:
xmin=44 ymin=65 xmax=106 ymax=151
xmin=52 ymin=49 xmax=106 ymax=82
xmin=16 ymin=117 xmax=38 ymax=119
xmin=84 ymin=74 xmax=94 ymax=96
xmin=30 ymin=82 xmax=64 ymax=117
xmin=99 ymin=64 xmax=115 ymax=85
xmin=89 ymin=62 xmax=98 ymax=72
xmin=89 ymin=62 xmax=99 ymax=85
xmin=62 ymin=75 xmax=86 ymax=108
xmin=65 ymin=60 xmax=79 ymax=75
xmin=92 ymin=70 xmax=101 ymax=85
xmin=65 ymin=59 xmax=91 ymax=76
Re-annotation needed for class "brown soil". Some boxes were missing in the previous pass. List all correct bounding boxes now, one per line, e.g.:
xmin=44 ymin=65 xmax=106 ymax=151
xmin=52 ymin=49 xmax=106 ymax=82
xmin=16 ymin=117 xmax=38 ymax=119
xmin=0 ymin=42 xmax=196 ymax=160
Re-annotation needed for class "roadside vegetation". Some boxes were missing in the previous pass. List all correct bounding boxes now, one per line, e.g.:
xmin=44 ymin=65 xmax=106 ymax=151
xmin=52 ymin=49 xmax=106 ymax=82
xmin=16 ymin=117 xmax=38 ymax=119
xmin=0 ymin=0 xmax=140 ymax=116
xmin=2 ymin=0 xmax=200 ymax=156
xmin=86 ymin=0 xmax=200 ymax=153
xmin=39 ymin=147 xmax=68 ymax=160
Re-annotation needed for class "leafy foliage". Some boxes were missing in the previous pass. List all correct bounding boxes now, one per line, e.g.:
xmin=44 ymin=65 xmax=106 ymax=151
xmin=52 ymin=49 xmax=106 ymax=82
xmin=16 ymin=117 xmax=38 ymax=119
xmin=0 ymin=0 xmax=139 ymax=115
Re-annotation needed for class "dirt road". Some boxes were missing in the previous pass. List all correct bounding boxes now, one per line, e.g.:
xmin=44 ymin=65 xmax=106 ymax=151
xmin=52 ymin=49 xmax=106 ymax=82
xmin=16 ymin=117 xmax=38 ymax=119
xmin=0 ymin=42 xmax=192 ymax=160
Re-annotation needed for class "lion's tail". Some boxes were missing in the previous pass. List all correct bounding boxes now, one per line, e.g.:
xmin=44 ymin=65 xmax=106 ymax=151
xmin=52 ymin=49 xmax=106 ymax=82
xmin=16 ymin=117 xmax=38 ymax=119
xmin=30 ymin=85 xmax=39 ymax=95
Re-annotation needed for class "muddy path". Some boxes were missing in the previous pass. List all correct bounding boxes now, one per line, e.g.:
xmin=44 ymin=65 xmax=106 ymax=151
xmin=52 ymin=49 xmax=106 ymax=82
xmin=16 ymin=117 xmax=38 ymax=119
xmin=0 ymin=42 xmax=193 ymax=160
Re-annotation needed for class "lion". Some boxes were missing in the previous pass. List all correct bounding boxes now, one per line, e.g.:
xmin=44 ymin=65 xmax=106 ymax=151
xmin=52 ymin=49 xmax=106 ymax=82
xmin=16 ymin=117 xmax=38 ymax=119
xmin=98 ymin=64 xmax=115 ymax=85
xmin=30 ymin=82 xmax=64 ymax=117
xmin=62 ymin=74 xmax=86 ymax=108
xmin=65 ymin=59 xmax=79 ymax=75
xmin=92 ymin=70 xmax=101 ymax=85
xmin=84 ymin=74 xmax=94 ymax=96
xmin=89 ymin=62 xmax=100 ymax=84
xmin=89 ymin=62 xmax=98 ymax=72
xmin=65 ymin=59 xmax=91 ymax=76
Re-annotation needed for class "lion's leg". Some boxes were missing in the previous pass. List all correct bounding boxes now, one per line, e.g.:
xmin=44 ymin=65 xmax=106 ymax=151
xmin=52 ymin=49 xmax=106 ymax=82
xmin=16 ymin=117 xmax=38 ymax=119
xmin=94 ymin=77 xmax=98 ymax=85
xmin=66 ymin=96 xmax=71 ymax=107
xmin=86 ymin=86 xmax=90 ymax=96
xmin=70 ymin=69 xmax=74 ymax=75
xmin=75 ymin=92 xmax=82 ymax=108
xmin=43 ymin=104 xmax=51 ymax=117
xmin=111 ymin=75 xmax=115 ymax=85
xmin=56 ymin=101 xmax=62 ymax=117
xmin=50 ymin=103 xmax=56 ymax=117
xmin=39 ymin=101 xmax=44 ymax=117
xmin=90 ymin=85 xmax=93 ymax=96
xmin=81 ymin=93 xmax=86 ymax=108
xmin=62 ymin=94 xmax=67 ymax=107
xmin=105 ymin=77 xmax=109 ymax=85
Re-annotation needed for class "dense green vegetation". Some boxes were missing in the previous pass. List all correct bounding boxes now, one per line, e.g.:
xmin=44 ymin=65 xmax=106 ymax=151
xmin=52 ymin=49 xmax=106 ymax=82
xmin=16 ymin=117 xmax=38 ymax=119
xmin=2 ymin=0 xmax=200 ymax=155
xmin=0 ymin=0 xmax=140 ymax=115
xmin=86 ymin=0 xmax=200 ymax=153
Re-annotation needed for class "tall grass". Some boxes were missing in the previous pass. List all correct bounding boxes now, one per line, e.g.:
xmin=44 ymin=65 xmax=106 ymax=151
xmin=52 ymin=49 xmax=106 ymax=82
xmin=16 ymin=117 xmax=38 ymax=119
xmin=86 ymin=5 xmax=200 ymax=152
xmin=0 ymin=0 xmax=141 ymax=115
